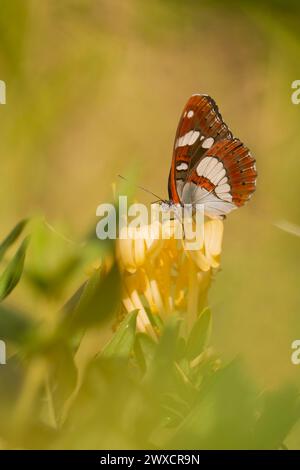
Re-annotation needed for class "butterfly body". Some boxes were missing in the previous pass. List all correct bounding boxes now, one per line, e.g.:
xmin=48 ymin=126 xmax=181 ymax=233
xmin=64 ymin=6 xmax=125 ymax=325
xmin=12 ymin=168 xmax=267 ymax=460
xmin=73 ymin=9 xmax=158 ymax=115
xmin=168 ymin=94 xmax=257 ymax=219
xmin=160 ymin=200 xmax=184 ymax=222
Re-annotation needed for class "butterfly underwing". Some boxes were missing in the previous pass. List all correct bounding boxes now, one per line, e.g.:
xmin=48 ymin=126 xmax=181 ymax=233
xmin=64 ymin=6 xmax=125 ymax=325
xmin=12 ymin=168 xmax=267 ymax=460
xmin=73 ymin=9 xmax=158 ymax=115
xmin=168 ymin=94 xmax=257 ymax=218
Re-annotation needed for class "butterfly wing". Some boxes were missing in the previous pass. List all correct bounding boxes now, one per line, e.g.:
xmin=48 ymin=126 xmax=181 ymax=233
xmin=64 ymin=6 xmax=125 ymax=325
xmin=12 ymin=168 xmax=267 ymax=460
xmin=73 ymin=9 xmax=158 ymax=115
xmin=168 ymin=94 xmax=257 ymax=217
xmin=168 ymin=94 xmax=232 ymax=203
xmin=181 ymin=138 xmax=257 ymax=218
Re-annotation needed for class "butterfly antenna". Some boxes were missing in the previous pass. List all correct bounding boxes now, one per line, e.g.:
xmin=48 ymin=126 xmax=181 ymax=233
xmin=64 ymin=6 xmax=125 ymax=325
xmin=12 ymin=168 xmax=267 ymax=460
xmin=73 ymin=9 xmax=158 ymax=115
xmin=117 ymin=175 xmax=164 ymax=202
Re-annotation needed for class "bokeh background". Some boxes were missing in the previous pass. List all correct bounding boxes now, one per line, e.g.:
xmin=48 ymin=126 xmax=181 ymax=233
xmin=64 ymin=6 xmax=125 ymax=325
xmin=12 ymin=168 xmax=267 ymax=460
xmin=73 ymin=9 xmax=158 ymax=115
xmin=1 ymin=0 xmax=300 ymax=447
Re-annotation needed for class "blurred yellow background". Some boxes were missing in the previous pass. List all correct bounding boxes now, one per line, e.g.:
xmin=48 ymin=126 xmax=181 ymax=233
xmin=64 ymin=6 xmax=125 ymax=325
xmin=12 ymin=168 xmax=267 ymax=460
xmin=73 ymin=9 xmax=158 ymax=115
xmin=1 ymin=0 xmax=300 ymax=444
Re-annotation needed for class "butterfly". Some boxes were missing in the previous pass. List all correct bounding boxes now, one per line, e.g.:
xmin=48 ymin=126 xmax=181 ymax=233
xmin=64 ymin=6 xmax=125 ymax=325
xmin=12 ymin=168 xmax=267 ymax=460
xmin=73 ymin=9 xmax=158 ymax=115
xmin=167 ymin=94 xmax=257 ymax=218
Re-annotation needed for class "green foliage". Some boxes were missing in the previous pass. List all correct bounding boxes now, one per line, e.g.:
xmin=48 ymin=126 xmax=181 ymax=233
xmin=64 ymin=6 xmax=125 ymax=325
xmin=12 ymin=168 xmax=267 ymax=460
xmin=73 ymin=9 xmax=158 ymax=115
xmin=0 ymin=304 xmax=34 ymax=344
xmin=0 ymin=219 xmax=28 ymax=263
xmin=185 ymin=307 xmax=211 ymax=361
xmin=0 ymin=220 xmax=29 ymax=302
xmin=0 ymin=237 xmax=29 ymax=302
xmin=102 ymin=310 xmax=137 ymax=359
xmin=61 ymin=263 xmax=121 ymax=333
xmin=0 ymin=220 xmax=298 ymax=450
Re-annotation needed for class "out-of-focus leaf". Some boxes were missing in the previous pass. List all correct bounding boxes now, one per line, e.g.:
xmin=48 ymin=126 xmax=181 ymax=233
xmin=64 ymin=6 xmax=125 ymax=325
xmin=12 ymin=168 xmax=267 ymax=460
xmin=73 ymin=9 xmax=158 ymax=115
xmin=18 ymin=421 xmax=58 ymax=450
xmin=153 ymin=316 xmax=182 ymax=366
xmin=185 ymin=308 xmax=211 ymax=361
xmin=26 ymin=255 xmax=80 ymax=297
xmin=0 ymin=304 xmax=34 ymax=343
xmin=47 ymin=343 xmax=78 ymax=417
xmin=134 ymin=332 xmax=157 ymax=372
xmin=59 ymin=356 xmax=142 ymax=450
xmin=0 ymin=219 xmax=28 ymax=263
xmin=0 ymin=355 xmax=25 ymax=404
xmin=62 ymin=263 xmax=121 ymax=332
xmin=24 ymin=217 xmax=85 ymax=298
xmin=144 ymin=308 xmax=164 ymax=332
xmin=0 ymin=355 xmax=25 ymax=436
xmin=61 ymin=281 xmax=87 ymax=316
xmin=169 ymin=359 xmax=257 ymax=450
xmin=146 ymin=316 xmax=182 ymax=391
xmin=102 ymin=310 xmax=137 ymax=359
xmin=189 ymin=349 xmax=221 ymax=389
xmin=253 ymin=385 xmax=300 ymax=449
xmin=0 ymin=237 xmax=29 ymax=302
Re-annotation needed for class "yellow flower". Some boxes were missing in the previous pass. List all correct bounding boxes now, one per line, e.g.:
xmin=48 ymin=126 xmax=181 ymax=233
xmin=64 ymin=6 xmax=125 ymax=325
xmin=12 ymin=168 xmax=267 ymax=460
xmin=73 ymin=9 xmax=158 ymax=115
xmin=117 ymin=218 xmax=223 ymax=338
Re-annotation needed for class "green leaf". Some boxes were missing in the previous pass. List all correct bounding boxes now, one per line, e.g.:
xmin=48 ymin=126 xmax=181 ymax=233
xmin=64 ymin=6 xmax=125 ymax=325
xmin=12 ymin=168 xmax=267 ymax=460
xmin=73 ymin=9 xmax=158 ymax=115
xmin=62 ymin=263 xmax=121 ymax=332
xmin=102 ymin=310 xmax=137 ymax=359
xmin=0 ymin=219 xmax=28 ymax=263
xmin=0 ymin=304 xmax=34 ymax=344
xmin=26 ymin=255 xmax=80 ymax=297
xmin=144 ymin=308 xmax=164 ymax=332
xmin=134 ymin=332 xmax=157 ymax=372
xmin=185 ymin=308 xmax=211 ymax=361
xmin=0 ymin=355 xmax=26 ymax=424
xmin=161 ymin=393 xmax=191 ymax=428
xmin=61 ymin=282 xmax=87 ymax=316
xmin=0 ymin=236 xmax=29 ymax=302
xmin=253 ymin=385 xmax=300 ymax=449
xmin=154 ymin=316 xmax=181 ymax=366
xmin=169 ymin=359 xmax=258 ymax=450
xmin=145 ymin=316 xmax=182 ymax=389
xmin=47 ymin=343 xmax=78 ymax=417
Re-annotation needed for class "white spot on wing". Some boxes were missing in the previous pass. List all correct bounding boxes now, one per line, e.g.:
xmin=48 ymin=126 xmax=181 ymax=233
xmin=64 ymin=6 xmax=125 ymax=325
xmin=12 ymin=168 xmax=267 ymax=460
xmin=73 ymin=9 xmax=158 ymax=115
xmin=182 ymin=131 xmax=192 ymax=146
xmin=189 ymin=130 xmax=200 ymax=145
xmin=216 ymin=183 xmax=231 ymax=194
xmin=180 ymin=182 xmax=235 ymax=217
xmin=187 ymin=110 xmax=194 ymax=118
xmin=176 ymin=130 xmax=200 ymax=148
xmin=203 ymin=157 xmax=219 ymax=177
xmin=195 ymin=157 xmax=229 ymax=194
xmin=212 ymin=168 xmax=226 ymax=184
xmin=196 ymin=157 xmax=211 ymax=176
xmin=176 ymin=162 xmax=188 ymax=171
xmin=202 ymin=137 xmax=214 ymax=149
xmin=210 ymin=162 xmax=226 ymax=184
xmin=219 ymin=176 xmax=228 ymax=185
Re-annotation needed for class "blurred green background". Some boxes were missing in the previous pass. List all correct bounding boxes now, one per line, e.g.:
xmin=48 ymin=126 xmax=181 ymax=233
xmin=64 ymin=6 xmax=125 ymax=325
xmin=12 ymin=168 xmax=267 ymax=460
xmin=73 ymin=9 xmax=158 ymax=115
xmin=0 ymin=0 xmax=300 ymax=447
